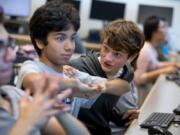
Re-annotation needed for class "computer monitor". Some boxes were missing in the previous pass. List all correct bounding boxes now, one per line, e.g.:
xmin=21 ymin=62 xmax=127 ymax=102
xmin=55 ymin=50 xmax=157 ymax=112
xmin=137 ymin=5 xmax=173 ymax=26
xmin=0 ymin=0 xmax=31 ymax=18
xmin=90 ymin=0 xmax=125 ymax=21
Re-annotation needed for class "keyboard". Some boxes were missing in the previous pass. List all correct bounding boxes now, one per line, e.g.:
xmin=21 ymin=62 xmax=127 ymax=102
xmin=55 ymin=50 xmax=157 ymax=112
xmin=140 ymin=112 xmax=175 ymax=129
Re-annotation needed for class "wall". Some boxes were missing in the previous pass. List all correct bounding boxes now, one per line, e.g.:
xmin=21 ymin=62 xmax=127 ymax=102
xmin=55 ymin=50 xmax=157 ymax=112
xmin=29 ymin=0 xmax=180 ymax=50
xmin=29 ymin=0 xmax=46 ymax=20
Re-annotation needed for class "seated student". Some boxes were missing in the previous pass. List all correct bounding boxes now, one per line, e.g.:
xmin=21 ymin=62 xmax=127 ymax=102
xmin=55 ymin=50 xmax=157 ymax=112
xmin=67 ymin=19 xmax=144 ymax=135
xmin=155 ymin=17 xmax=179 ymax=61
xmin=0 ymin=36 xmax=91 ymax=135
xmin=135 ymin=16 xmax=180 ymax=105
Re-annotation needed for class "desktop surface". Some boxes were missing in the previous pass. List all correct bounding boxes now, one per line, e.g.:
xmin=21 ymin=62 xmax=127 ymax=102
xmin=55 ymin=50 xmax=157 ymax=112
xmin=125 ymin=75 xmax=180 ymax=135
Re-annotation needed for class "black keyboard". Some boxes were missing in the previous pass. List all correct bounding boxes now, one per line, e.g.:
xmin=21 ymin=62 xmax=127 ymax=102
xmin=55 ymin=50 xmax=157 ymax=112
xmin=140 ymin=112 xmax=175 ymax=129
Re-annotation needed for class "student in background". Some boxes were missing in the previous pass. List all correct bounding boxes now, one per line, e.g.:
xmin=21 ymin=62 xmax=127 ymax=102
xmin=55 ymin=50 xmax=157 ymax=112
xmin=135 ymin=16 xmax=180 ymax=105
xmin=67 ymin=19 xmax=145 ymax=135
xmin=156 ymin=18 xmax=180 ymax=61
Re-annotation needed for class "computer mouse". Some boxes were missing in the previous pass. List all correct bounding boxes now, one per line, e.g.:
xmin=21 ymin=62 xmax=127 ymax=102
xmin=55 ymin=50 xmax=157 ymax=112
xmin=148 ymin=126 xmax=172 ymax=135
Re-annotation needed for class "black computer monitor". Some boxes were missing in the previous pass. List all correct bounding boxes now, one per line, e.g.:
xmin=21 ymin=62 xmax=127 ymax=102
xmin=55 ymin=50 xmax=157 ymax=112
xmin=0 ymin=0 xmax=31 ymax=19
xmin=90 ymin=0 xmax=125 ymax=21
xmin=137 ymin=5 xmax=173 ymax=26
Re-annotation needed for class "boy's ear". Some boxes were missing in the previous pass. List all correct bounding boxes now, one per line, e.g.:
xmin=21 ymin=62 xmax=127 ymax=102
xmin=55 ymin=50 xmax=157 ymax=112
xmin=35 ymin=39 xmax=45 ymax=50
xmin=127 ymin=53 xmax=138 ymax=63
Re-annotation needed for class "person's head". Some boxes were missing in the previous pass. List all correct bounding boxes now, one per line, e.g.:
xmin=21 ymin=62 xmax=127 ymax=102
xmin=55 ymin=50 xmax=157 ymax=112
xmin=144 ymin=16 xmax=168 ymax=43
xmin=0 ymin=36 xmax=16 ymax=85
xmin=29 ymin=0 xmax=80 ymax=67
xmin=100 ymin=19 xmax=144 ymax=75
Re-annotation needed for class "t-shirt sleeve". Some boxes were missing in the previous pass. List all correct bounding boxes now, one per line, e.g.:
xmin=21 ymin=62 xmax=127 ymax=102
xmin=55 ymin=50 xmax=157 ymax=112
xmin=0 ymin=109 xmax=16 ymax=135
xmin=0 ymin=86 xmax=45 ymax=135
xmin=16 ymin=60 xmax=43 ymax=89
xmin=0 ymin=86 xmax=22 ymax=135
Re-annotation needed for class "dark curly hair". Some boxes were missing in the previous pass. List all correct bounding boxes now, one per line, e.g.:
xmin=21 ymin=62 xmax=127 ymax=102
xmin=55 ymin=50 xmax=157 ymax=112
xmin=29 ymin=0 xmax=80 ymax=56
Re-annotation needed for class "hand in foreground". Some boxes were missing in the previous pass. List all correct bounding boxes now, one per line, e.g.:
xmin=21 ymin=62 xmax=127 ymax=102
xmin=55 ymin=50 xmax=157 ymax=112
xmin=56 ymin=77 xmax=104 ymax=98
xmin=63 ymin=65 xmax=77 ymax=78
xmin=19 ymin=74 xmax=72 ymax=127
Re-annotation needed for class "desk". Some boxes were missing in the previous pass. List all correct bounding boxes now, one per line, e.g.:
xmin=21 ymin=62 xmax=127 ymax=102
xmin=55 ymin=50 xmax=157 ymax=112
xmin=125 ymin=75 xmax=180 ymax=135
xmin=83 ymin=42 xmax=101 ymax=51
xmin=10 ymin=33 xmax=31 ymax=44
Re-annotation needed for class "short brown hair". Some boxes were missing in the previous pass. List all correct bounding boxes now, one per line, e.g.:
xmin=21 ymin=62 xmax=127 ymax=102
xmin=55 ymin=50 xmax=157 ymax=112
xmin=101 ymin=19 xmax=144 ymax=57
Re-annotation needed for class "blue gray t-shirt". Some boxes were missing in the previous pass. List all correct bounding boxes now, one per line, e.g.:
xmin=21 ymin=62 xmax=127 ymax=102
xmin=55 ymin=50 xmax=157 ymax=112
xmin=0 ymin=85 xmax=43 ymax=135
xmin=16 ymin=60 xmax=106 ymax=117
xmin=0 ymin=85 xmax=91 ymax=135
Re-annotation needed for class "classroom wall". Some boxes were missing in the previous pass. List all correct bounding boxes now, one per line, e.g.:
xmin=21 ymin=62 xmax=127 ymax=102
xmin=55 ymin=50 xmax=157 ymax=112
xmin=30 ymin=0 xmax=46 ymax=18
xmin=29 ymin=0 xmax=180 ymax=50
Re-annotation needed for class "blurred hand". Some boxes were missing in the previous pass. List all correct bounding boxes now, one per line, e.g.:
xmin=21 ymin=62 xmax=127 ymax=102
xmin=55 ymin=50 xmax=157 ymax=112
xmin=56 ymin=77 xmax=104 ymax=98
xmin=19 ymin=74 xmax=72 ymax=127
xmin=163 ymin=66 xmax=178 ymax=74
xmin=63 ymin=65 xmax=77 ymax=78
xmin=175 ymin=63 xmax=180 ymax=69
xmin=68 ymin=80 xmax=103 ymax=98
xmin=122 ymin=109 xmax=140 ymax=126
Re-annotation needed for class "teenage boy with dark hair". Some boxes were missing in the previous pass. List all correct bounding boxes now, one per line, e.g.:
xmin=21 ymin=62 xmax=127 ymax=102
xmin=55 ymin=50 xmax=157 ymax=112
xmin=135 ymin=16 xmax=180 ymax=105
xmin=68 ymin=19 xmax=145 ymax=135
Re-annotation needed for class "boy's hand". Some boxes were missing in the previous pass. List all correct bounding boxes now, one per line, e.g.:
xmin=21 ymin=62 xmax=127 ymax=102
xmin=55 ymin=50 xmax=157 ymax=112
xmin=122 ymin=109 xmax=140 ymax=126
xmin=163 ymin=66 xmax=178 ymax=74
xmin=19 ymin=74 xmax=72 ymax=127
xmin=63 ymin=65 xmax=77 ymax=78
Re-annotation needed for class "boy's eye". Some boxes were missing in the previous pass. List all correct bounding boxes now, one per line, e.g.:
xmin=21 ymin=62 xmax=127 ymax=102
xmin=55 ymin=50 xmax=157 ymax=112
xmin=56 ymin=36 xmax=66 ymax=41
xmin=114 ymin=53 xmax=119 ymax=56
xmin=71 ymin=36 xmax=76 ymax=41
xmin=103 ymin=46 xmax=108 ymax=52
xmin=114 ymin=52 xmax=122 ymax=57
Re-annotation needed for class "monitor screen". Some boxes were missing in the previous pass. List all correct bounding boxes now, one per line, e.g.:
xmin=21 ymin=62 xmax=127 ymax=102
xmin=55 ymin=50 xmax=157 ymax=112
xmin=137 ymin=5 xmax=173 ymax=26
xmin=90 ymin=0 xmax=125 ymax=21
xmin=0 ymin=0 xmax=31 ymax=17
